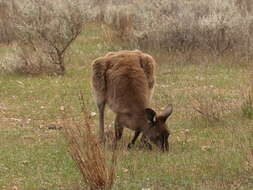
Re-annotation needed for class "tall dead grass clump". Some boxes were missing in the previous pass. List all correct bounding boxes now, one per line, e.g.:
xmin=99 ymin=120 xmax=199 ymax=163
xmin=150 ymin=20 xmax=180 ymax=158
xmin=241 ymin=88 xmax=253 ymax=119
xmin=241 ymin=70 xmax=253 ymax=119
xmin=92 ymin=0 xmax=134 ymax=40
xmin=63 ymin=94 xmax=117 ymax=190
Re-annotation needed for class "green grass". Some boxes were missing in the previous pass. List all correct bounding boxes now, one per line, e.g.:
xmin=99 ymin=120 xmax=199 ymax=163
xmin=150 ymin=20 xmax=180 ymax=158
xmin=0 ymin=44 xmax=12 ymax=55
xmin=0 ymin=24 xmax=253 ymax=190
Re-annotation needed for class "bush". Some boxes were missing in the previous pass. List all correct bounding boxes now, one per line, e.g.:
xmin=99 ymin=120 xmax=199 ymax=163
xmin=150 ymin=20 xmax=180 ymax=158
xmin=2 ymin=0 xmax=85 ymax=75
xmin=99 ymin=0 xmax=253 ymax=59
xmin=0 ymin=49 xmax=26 ymax=73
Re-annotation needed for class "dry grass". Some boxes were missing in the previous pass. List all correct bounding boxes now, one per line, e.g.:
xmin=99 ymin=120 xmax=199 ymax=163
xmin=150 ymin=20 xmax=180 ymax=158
xmin=63 ymin=94 xmax=117 ymax=190
xmin=241 ymin=88 xmax=253 ymax=119
xmin=191 ymin=95 xmax=229 ymax=122
xmin=246 ymin=149 xmax=253 ymax=172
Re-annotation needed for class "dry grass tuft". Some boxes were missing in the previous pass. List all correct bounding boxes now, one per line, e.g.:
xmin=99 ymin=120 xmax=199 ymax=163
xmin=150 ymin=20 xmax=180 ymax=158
xmin=246 ymin=149 xmax=253 ymax=172
xmin=63 ymin=94 xmax=117 ymax=190
xmin=191 ymin=95 xmax=228 ymax=122
xmin=241 ymin=88 xmax=253 ymax=119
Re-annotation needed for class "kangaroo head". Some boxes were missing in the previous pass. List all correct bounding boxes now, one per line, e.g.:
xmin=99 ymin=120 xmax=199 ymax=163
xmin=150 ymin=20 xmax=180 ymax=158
xmin=144 ymin=104 xmax=173 ymax=151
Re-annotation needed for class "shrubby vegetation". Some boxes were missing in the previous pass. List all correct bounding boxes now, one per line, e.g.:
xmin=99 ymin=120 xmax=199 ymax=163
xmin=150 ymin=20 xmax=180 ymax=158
xmin=1 ymin=0 xmax=253 ymax=74
xmin=0 ymin=0 xmax=85 ymax=74
xmin=99 ymin=0 xmax=253 ymax=59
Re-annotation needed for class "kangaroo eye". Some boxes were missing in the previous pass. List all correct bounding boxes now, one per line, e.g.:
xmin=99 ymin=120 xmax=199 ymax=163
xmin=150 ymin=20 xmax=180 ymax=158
xmin=148 ymin=121 xmax=155 ymax=127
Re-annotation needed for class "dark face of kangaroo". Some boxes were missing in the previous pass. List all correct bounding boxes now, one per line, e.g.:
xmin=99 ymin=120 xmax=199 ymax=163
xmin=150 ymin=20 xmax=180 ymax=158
xmin=144 ymin=104 xmax=173 ymax=151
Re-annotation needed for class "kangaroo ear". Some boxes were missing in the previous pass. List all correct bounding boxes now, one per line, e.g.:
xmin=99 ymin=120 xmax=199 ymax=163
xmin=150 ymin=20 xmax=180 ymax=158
xmin=145 ymin=108 xmax=157 ymax=124
xmin=160 ymin=104 xmax=173 ymax=122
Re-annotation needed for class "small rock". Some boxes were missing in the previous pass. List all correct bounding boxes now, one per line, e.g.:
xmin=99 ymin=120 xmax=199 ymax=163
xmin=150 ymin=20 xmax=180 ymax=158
xmin=22 ymin=160 xmax=29 ymax=165
xmin=201 ymin=146 xmax=211 ymax=151
xmin=123 ymin=168 xmax=128 ymax=173
xmin=60 ymin=106 xmax=65 ymax=111
xmin=26 ymin=119 xmax=31 ymax=124
xmin=46 ymin=124 xmax=62 ymax=130
xmin=90 ymin=112 xmax=96 ymax=117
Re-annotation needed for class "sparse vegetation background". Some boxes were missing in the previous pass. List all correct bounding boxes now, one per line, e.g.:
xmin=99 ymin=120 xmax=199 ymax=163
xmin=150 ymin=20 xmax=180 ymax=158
xmin=99 ymin=0 xmax=253 ymax=59
xmin=0 ymin=0 xmax=253 ymax=189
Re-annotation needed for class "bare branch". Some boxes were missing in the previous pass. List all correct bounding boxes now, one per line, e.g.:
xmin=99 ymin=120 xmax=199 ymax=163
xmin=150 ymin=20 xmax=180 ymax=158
xmin=7 ymin=0 xmax=84 ymax=74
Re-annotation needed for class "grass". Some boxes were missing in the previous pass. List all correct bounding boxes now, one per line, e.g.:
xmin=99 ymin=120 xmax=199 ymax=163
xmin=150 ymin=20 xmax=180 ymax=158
xmin=0 ymin=23 xmax=253 ymax=190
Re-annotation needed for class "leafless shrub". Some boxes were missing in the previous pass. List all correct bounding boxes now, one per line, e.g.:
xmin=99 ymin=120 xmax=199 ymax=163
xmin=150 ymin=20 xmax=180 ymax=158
xmin=236 ymin=0 xmax=253 ymax=14
xmin=99 ymin=0 xmax=253 ymax=59
xmin=102 ymin=4 xmax=134 ymax=40
xmin=0 ymin=50 xmax=26 ymax=73
xmin=191 ymin=95 xmax=229 ymax=122
xmin=135 ymin=0 xmax=253 ymax=55
xmin=63 ymin=95 xmax=117 ymax=190
xmin=4 ymin=0 xmax=84 ymax=74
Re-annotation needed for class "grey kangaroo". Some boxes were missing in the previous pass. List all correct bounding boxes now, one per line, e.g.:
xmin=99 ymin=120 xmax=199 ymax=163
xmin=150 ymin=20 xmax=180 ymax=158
xmin=91 ymin=50 xmax=173 ymax=151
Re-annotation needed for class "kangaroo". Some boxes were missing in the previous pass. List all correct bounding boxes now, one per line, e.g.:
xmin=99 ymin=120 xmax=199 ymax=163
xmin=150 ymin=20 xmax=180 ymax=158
xmin=91 ymin=50 xmax=173 ymax=151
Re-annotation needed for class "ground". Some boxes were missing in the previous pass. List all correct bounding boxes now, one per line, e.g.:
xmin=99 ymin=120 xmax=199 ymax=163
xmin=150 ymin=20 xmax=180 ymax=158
xmin=0 ymin=24 xmax=252 ymax=190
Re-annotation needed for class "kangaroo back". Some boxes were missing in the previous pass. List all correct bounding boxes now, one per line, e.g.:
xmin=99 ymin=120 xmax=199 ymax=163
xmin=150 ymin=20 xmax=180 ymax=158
xmin=92 ymin=50 xmax=156 ymax=113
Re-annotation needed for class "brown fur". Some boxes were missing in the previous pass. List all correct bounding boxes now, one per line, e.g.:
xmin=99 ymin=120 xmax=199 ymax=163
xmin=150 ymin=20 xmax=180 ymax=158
xmin=91 ymin=50 xmax=172 ymax=151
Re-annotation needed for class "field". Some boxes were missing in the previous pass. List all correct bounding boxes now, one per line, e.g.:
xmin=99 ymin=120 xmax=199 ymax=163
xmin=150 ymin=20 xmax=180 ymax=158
xmin=0 ymin=24 xmax=253 ymax=190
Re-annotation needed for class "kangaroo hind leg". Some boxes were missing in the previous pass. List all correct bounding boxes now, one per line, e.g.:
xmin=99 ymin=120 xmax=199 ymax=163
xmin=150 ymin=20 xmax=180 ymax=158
xmin=92 ymin=57 xmax=108 ymax=143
